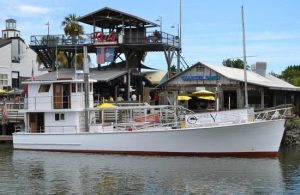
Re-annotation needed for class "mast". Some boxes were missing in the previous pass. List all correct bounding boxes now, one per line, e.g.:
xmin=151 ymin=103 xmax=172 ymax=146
xmin=241 ymin=5 xmax=248 ymax=108
xmin=83 ymin=45 xmax=89 ymax=132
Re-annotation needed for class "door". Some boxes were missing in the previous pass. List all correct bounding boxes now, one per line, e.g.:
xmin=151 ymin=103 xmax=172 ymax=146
xmin=53 ymin=84 xmax=63 ymax=109
xmin=29 ymin=113 xmax=44 ymax=133
xmin=29 ymin=113 xmax=37 ymax=133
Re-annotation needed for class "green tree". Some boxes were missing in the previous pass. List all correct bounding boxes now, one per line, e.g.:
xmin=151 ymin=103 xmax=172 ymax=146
xmin=61 ymin=14 xmax=84 ymax=37
xmin=222 ymin=58 xmax=249 ymax=69
xmin=280 ymin=65 xmax=300 ymax=86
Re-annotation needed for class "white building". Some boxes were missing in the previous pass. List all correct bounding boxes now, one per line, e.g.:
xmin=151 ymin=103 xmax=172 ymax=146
xmin=0 ymin=19 xmax=45 ymax=90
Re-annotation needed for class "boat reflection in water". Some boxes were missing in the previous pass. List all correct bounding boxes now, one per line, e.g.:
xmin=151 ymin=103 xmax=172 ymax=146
xmin=10 ymin=150 xmax=285 ymax=194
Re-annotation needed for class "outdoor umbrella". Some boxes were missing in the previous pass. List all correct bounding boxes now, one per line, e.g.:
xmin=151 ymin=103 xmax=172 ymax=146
xmin=197 ymin=96 xmax=215 ymax=101
xmin=177 ymin=96 xmax=191 ymax=101
xmin=0 ymin=89 xmax=7 ymax=94
xmin=96 ymin=103 xmax=117 ymax=109
xmin=192 ymin=90 xmax=214 ymax=95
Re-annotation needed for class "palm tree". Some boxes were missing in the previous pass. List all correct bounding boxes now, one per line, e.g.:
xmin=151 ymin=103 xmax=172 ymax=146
xmin=61 ymin=13 xmax=85 ymax=68
xmin=61 ymin=13 xmax=84 ymax=37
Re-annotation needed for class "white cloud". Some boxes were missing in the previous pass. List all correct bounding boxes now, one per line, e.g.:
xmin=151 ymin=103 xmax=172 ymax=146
xmin=19 ymin=5 xmax=51 ymax=15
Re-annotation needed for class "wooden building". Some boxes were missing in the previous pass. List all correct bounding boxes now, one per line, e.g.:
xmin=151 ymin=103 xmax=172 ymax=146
xmin=158 ymin=62 xmax=300 ymax=111
xmin=29 ymin=7 xmax=180 ymax=101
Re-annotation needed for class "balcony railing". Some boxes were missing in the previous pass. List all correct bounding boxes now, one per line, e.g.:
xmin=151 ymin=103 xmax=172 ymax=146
xmin=30 ymin=31 xmax=180 ymax=48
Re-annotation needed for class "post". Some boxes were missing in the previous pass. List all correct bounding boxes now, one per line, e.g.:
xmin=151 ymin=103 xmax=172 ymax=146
xmin=261 ymin=88 xmax=264 ymax=109
xmin=241 ymin=6 xmax=248 ymax=108
xmin=83 ymin=45 xmax=89 ymax=132
xmin=177 ymin=0 xmax=182 ymax=73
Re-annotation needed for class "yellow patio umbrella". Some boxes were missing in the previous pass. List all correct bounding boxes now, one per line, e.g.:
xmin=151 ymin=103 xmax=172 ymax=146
xmin=0 ymin=89 xmax=7 ymax=94
xmin=96 ymin=103 xmax=117 ymax=109
xmin=192 ymin=90 xmax=214 ymax=95
xmin=177 ymin=96 xmax=191 ymax=101
xmin=197 ymin=95 xmax=215 ymax=101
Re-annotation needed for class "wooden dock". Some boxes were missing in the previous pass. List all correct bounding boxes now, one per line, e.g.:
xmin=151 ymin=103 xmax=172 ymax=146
xmin=0 ymin=135 xmax=13 ymax=141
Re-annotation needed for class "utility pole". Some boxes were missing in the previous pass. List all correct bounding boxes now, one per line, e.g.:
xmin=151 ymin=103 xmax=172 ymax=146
xmin=177 ymin=0 xmax=182 ymax=73
xmin=241 ymin=6 xmax=248 ymax=108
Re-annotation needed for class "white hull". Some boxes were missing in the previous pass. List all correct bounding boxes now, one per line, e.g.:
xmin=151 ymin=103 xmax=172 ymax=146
xmin=13 ymin=119 xmax=285 ymax=157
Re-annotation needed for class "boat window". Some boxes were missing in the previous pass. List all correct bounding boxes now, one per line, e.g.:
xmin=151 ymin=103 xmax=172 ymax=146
xmin=55 ymin=113 xmax=65 ymax=121
xmin=38 ymin=84 xmax=51 ymax=92
xmin=72 ymin=83 xmax=76 ymax=93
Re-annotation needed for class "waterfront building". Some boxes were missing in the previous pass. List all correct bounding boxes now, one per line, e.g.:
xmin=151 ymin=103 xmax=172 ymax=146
xmin=0 ymin=19 xmax=45 ymax=90
xmin=29 ymin=7 xmax=180 ymax=101
xmin=158 ymin=62 xmax=300 ymax=111
xmin=0 ymin=19 xmax=46 ymax=135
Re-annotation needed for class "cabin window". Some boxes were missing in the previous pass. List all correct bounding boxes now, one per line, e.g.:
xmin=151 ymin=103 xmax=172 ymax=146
xmin=72 ymin=83 xmax=76 ymax=93
xmin=0 ymin=74 xmax=8 ymax=86
xmin=55 ymin=113 xmax=65 ymax=121
xmin=38 ymin=84 xmax=51 ymax=92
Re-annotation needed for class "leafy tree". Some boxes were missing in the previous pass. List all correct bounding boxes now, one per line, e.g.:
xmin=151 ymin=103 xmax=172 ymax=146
xmin=222 ymin=58 xmax=249 ymax=69
xmin=280 ymin=65 xmax=300 ymax=86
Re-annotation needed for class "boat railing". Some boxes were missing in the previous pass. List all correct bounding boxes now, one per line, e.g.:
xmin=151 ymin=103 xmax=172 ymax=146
xmin=254 ymin=107 xmax=293 ymax=121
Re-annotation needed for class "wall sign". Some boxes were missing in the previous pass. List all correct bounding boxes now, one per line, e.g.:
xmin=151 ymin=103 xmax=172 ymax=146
xmin=181 ymin=75 xmax=220 ymax=81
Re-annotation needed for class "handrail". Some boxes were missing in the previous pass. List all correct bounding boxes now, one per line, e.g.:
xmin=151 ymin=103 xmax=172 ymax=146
xmin=30 ymin=30 xmax=180 ymax=48
xmin=254 ymin=107 xmax=293 ymax=121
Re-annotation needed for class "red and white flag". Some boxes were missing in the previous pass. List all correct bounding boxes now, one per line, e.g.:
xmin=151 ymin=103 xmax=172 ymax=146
xmin=96 ymin=48 xmax=105 ymax=64
xmin=1 ymin=103 xmax=8 ymax=121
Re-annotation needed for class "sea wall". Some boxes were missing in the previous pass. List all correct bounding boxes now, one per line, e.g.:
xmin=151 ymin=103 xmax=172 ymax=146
xmin=282 ymin=119 xmax=300 ymax=146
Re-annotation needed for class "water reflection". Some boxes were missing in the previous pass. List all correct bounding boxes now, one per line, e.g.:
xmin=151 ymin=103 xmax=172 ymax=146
xmin=0 ymin=149 xmax=287 ymax=194
xmin=279 ymin=147 xmax=300 ymax=194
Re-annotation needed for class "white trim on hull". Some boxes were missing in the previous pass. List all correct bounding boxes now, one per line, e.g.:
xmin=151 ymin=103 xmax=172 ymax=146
xmin=13 ymin=119 xmax=285 ymax=157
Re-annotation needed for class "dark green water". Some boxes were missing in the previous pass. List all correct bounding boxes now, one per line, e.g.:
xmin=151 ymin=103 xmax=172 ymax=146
xmin=1 ymin=145 xmax=300 ymax=194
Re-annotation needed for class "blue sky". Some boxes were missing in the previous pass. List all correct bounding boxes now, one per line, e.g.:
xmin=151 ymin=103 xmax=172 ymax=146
xmin=0 ymin=0 xmax=299 ymax=73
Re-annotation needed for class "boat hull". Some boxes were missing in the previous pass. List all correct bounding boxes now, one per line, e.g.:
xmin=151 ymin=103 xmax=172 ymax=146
xmin=13 ymin=119 xmax=285 ymax=157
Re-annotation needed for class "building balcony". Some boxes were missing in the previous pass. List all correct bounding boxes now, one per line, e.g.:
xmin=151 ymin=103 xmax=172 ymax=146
xmin=30 ymin=30 xmax=180 ymax=49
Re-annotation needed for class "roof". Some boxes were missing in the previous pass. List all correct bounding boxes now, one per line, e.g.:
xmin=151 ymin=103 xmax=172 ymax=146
xmin=160 ymin=62 xmax=300 ymax=91
xmin=143 ymin=71 xmax=167 ymax=85
xmin=77 ymin=7 xmax=158 ymax=28
xmin=32 ymin=69 xmax=127 ymax=82
xmin=0 ymin=38 xmax=11 ymax=48
xmin=204 ymin=63 xmax=300 ymax=90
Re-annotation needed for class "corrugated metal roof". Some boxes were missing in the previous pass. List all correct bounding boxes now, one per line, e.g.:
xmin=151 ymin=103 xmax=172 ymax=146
xmin=204 ymin=64 xmax=300 ymax=90
xmin=159 ymin=62 xmax=300 ymax=91
xmin=33 ymin=69 xmax=127 ymax=82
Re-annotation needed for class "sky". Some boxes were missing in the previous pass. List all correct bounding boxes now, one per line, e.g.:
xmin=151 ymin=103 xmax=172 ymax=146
xmin=0 ymin=0 xmax=299 ymax=74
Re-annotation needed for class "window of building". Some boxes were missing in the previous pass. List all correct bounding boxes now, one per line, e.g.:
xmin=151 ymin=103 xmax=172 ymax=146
xmin=38 ymin=84 xmax=51 ymax=92
xmin=196 ymin=66 xmax=204 ymax=72
xmin=77 ymin=83 xmax=82 ymax=92
xmin=72 ymin=83 xmax=76 ymax=93
xmin=89 ymin=83 xmax=93 ymax=92
xmin=0 ymin=74 xmax=8 ymax=86
xmin=55 ymin=113 xmax=65 ymax=121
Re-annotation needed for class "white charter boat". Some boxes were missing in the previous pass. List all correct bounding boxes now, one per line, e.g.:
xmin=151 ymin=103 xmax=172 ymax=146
xmin=12 ymin=76 xmax=291 ymax=157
